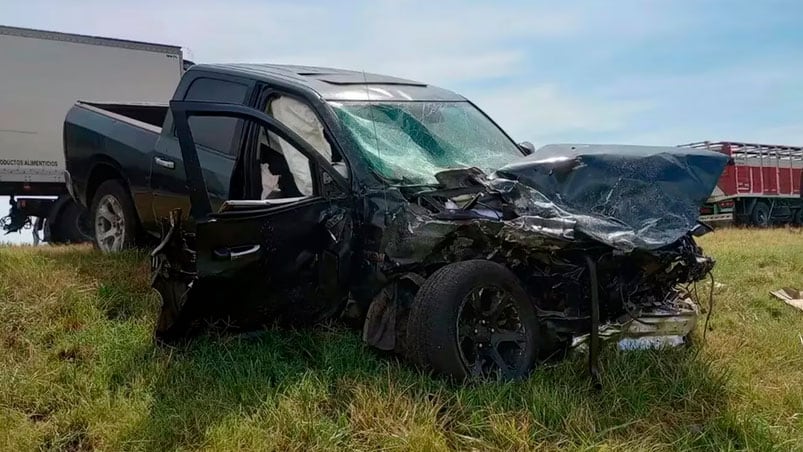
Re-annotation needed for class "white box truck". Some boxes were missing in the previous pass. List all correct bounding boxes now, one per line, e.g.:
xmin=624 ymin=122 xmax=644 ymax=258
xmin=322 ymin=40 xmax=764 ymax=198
xmin=0 ymin=25 xmax=185 ymax=243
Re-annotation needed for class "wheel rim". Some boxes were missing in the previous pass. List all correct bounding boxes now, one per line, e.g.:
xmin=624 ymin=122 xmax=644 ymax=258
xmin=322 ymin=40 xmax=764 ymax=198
xmin=457 ymin=286 xmax=527 ymax=379
xmin=95 ymin=195 xmax=125 ymax=251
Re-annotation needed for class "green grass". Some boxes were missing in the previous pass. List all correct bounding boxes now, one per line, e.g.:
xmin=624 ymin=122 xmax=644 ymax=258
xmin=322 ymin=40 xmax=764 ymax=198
xmin=1 ymin=228 xmax=802 ymax=451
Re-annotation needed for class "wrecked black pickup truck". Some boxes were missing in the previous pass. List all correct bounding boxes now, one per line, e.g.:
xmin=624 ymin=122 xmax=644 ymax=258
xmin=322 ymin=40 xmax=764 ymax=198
xmin=139 ymin=64 xmax=728 ymax=380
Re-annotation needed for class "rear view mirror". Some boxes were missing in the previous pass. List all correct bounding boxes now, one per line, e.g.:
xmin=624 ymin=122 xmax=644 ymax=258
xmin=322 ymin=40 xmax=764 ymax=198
xmin=518 ymin=141 xmax=536 ymax=155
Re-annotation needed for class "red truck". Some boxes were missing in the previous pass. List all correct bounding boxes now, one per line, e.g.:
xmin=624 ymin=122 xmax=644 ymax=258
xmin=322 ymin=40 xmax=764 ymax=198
xmin=679 ymin=141 xmax=803 ymax=226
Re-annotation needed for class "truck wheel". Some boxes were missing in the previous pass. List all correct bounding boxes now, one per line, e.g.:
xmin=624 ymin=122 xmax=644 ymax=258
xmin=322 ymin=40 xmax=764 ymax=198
xmin=750 ymin=201 xmax=770 ymax=227
xmin=90 ymin=180 xmax=138 ymax=252
xmin=406 ymin=260 xmax=540 ymax=380
xmin=48 ymin=200 xmax=91 ymax=244
xmin=793 ymin=208 xmax=803 ymax=226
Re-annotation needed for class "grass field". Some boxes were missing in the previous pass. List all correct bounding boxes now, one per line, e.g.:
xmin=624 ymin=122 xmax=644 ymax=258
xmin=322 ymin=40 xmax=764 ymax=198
xmin=1 ymin=229 xmax=802 ymax=451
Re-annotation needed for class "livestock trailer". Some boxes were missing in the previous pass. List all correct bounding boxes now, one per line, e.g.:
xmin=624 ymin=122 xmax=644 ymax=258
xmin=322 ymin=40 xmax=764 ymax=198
xmin=679 ymin=141 xmax=803 ymax=226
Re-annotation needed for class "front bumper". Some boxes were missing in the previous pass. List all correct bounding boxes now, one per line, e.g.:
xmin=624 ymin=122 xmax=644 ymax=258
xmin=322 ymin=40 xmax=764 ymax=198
xmin=699 ymin=213 xmax=734 ymax=223
xmin=572 ymin=296 xmax=699 ymax=350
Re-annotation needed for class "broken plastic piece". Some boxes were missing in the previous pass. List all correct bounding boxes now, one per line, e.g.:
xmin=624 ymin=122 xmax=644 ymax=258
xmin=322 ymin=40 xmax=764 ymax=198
xmin=770 ymin=288 xmax=803 ymax=312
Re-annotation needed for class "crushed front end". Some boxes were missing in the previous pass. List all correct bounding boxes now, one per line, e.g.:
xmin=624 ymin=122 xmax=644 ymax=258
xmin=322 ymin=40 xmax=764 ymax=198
xmin=357 ymin=144 xmax=726 ymax=376
xmin=150 ymin=137 xmax=728 ymax=380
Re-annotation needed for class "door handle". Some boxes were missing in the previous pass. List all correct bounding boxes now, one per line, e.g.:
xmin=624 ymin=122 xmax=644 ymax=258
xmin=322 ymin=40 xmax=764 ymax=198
xmin=154 ymin=156 xmax=175 ymax=169
xmin=214 ymin=244 xmax=261 ymax=261
xmin=230 ymin=244 xmax=261 ymax=260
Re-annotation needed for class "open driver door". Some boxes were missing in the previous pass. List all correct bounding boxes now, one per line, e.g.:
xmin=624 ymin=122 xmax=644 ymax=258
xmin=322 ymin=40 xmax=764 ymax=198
xmin=151 ymin=101 xmax=353 ymax=341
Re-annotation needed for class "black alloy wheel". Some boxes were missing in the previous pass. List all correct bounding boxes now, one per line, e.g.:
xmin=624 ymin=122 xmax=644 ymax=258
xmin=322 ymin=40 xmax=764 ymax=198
xmin=457 ymin=286 xmax=528 ymax=378
xmin=405 ymin=260 xmax=540 ymax=380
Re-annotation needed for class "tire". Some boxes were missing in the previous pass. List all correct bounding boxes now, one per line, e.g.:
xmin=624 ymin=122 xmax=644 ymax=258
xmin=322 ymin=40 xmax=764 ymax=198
xmin=90 ymin=180 xmax=138 ymax=252
xmin=48 ymin=200 xmax=91 ymax=244
xmin=406 ymin=260 xmax=540 ymax=380
xmin=750 ymin=201 xmax=770 ymax=227
xmin=793 ymin=208 xmax=803 ymax=226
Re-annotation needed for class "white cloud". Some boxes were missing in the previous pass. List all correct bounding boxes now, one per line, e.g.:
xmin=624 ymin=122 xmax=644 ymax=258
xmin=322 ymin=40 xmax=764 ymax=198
xmin=748 ymin=124 xmax=803 ymax=145
xmin=3 ymin=0 xmax=802 ymax=244
xmin=624 ymin=122 xmax=803 ymax=148
xmin=2 ymin=0 xmax=581 ymax=85
xmin=1 ymin=0 xmax=800 ymax=153
xmin=468 ymin=84 xmax=652 ymax=144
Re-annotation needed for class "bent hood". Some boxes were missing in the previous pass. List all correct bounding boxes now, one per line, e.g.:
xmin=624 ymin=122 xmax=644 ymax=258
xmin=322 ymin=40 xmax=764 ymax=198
xmin=492 ymin=144 xmax=729 ymax=251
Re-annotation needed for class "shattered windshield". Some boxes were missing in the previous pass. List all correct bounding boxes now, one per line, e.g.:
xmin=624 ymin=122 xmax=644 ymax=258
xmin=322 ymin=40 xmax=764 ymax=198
xmin=330 ymin=101 xmax=522 ymax=185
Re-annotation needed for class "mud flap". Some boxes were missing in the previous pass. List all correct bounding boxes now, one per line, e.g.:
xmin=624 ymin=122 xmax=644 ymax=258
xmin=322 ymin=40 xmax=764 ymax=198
xmin=362 ymin=286 xmax=396 ymax=351
xmin=150 ymin=210 xmax=198 ymax=342
xmin=362 ymin=273 xmax=424 ymax=354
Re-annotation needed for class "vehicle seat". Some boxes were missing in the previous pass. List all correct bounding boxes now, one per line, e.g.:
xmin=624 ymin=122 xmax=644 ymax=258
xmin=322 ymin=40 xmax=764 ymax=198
xmin=259 ymin=141 xmax=303 ymax=199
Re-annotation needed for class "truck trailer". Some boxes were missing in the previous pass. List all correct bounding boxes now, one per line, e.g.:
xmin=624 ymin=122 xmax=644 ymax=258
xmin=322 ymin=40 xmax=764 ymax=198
xmin=0 ymin=25 xmax=184 ymax=243
xmin=679 ymin=141 xmax=803 ymax=226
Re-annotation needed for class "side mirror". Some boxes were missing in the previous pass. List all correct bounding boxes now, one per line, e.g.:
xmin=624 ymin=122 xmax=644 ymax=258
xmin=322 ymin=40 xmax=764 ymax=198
xmin=518 ymin=141 xmax=536 ymax=155
xmin=690 ymin=221 xmax=714 ymax=237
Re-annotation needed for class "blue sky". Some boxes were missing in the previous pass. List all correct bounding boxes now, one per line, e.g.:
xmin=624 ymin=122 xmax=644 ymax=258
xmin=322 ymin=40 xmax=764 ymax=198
xmin=3 ymin=0 xmax=802 ymax=145
xmin=2 ymin=0 xmax=803 ymax=243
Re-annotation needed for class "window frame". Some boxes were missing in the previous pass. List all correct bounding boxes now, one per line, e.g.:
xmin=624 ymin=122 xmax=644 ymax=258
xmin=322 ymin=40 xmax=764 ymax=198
xmin=176 ymin=75 xmax=256 ymax=159
xmin=236 ymin=85 xmax=348 ymax=200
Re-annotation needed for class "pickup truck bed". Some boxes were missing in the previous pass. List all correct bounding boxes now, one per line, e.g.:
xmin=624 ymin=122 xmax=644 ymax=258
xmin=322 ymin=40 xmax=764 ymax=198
xmin=83 ymin=102 xmax=169 ymax=129
xmin=65 ymin=86 xmax=238 ymax=242
xmin=64 ymin=102 xmax=167 ymax=214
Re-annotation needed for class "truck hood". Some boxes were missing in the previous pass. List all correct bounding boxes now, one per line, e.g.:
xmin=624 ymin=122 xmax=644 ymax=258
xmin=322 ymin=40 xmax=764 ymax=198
xmin=491 ymin=144 xmax=729 ymax=251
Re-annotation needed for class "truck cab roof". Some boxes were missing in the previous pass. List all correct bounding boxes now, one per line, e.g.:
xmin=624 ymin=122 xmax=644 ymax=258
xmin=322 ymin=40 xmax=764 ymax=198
xmin=192 ymin=63 xmax=466 ymax=102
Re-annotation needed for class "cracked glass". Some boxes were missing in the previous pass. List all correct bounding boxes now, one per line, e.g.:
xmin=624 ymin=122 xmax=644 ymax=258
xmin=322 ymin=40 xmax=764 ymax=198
xmin=330 ymin=101 xmax=522 ymax=185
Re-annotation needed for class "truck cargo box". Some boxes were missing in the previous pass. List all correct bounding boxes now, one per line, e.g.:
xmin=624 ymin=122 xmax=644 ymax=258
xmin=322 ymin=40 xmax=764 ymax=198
xmin=0 ymin=25 xmax=183 ymax=191
xmin=0 ymin=25 xmax=183 ymax=243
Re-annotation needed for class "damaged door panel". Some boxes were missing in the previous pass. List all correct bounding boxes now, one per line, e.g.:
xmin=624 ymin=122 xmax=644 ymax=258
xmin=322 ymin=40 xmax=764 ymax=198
xmin=152 ymin=101 xmax=352 ymax=339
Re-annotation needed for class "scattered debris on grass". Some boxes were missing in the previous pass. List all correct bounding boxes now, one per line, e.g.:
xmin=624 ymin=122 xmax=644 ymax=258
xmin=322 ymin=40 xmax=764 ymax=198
xmin=770 ymin=287 xmax=803 ymax=312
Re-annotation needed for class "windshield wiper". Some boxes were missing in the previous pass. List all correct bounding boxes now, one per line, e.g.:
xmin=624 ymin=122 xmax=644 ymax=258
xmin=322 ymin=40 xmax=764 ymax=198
xmin=391 ymin=182 xmax=442 ymax=189
xmin=386 ymin=174 xmax=443 ymax=189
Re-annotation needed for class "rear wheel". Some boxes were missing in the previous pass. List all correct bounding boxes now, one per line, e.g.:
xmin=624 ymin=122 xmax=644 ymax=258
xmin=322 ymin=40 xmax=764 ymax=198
xmin=90 ymin=180 xmax=138 ymax=252
xmin=48 ymin=200 xmax=91 ymax=244
xmin=793 ymin=208 xmax=803 ymax=226
xmin=751 ymin=201 xmax=770 ymax=227
xmin=406 ymin=260 xmax=540 ymax=380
